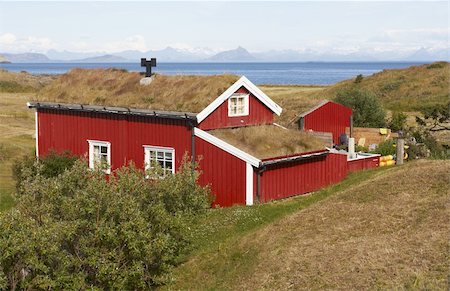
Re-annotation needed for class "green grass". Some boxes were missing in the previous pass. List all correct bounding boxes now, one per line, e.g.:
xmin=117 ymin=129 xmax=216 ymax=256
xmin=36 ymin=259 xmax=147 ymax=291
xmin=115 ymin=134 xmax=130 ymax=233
xmin=167 ymin=166 xmax=390 ymax=288
xmin=166 ymin=160 xmax=449 ymax=290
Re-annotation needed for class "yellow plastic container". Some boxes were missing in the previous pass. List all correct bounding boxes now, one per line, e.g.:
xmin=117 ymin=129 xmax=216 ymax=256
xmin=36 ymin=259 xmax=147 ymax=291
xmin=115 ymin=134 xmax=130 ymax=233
xmin=380 ymin=155 xmax=394 ymax=162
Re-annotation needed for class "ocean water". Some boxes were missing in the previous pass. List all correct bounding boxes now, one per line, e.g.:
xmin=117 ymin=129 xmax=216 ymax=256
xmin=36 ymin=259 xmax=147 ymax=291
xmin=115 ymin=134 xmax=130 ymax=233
xmin=0 ymin=62 xmax=426 ymax=85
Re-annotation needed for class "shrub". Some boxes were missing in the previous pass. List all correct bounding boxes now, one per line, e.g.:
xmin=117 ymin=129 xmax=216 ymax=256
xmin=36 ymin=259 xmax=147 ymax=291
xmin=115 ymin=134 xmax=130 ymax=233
xmin=12 ymin=151 xmax=78 ymax=195
xmin=335 ymin=88 xmax=386 ymax=127
xmin=388 ymin=111 xmax=407 ymax=132
xmin=371 ymin=139 xmax=396 ymax=156
xmin=0 ymin=159 xmax=210 ymax=289
xmin=426 ymin=62 xmax=446 ymax=69
xmin=354 ymin=74 xmax=363 ymax=84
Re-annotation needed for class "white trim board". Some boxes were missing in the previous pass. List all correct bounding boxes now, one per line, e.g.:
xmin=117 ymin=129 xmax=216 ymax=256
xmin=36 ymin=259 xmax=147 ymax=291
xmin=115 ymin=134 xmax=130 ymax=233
xmin=246 ymin=163 xmax=254 ymax=206
xmin=35 ymin=111 xmax=39 ymax=158
xmin=196 ymin=76 xmax=282 ymax=123
xmin=194 ymin=127 xmax=261 ymax=167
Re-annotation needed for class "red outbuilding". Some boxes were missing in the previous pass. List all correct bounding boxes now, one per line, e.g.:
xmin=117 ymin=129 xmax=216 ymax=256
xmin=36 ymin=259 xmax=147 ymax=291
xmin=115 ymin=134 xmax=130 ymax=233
xmin=29 ymin=74 xmax=372 ymax=207
xmin=298 ymin=100 xmax=353 ymax=145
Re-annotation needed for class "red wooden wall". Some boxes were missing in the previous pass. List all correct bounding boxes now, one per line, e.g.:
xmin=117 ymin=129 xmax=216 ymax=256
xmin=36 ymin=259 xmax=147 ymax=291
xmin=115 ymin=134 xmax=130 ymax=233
xmin=258 ymin=153 xmax=348 ymax=203
xmin=195 ymin=136 xmax=247 ymax=207
xmin=303 ymin=102 xmax=352 ymax=145
xmin=37 ymin=109 xmax=192 ymax=171
xmin=199 ymin=86 xmax=274 ymax=130
xmin=348 ymin=156 xmax=380 ymax=173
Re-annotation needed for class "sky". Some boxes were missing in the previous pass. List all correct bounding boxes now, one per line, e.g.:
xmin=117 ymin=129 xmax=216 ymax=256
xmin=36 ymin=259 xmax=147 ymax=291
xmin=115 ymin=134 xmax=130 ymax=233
xmin=0 ymin=1 xmax=448 ymax=54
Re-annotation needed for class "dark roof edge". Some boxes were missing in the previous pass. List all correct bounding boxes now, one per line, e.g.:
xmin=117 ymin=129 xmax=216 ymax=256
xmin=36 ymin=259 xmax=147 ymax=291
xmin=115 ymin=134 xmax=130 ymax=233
xmin=260 ymin=150 xmax=329 ymax=167
xmin=27 ymin=101 xmax=198 ymax=123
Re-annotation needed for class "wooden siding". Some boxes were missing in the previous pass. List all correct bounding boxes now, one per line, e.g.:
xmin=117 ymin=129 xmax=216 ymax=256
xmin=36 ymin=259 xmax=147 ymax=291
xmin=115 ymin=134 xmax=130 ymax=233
xmin=199 ymin=86 xmax=274 ymax=130
xmin=303 ymin=101 xmax=352 ymax=145
xmin=195 ymin=136 xmax=247 ymax=207
xmin=258 ymin=153 xmax=348 ymax=203
xmin=37 ymin=109 xmax=192 ymax=171
xmin=348 ymin=156 xmax=380 ymax=173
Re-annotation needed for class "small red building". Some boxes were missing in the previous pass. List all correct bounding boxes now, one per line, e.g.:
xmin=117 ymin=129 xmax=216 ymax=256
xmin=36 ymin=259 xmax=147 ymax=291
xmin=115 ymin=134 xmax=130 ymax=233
xmin=29 ymin=75 xmax=367 ymax=207
xmin=298 ymin=100 xmax=353 ymax=145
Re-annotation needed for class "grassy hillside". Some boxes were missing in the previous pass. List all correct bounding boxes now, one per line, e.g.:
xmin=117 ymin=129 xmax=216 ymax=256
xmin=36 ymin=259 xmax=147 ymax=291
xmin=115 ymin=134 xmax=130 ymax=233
xmin=320 ymin=62 xmax=450 ymax=111
xmin=166 ymin=160 xmax=449 ymax=290
xmin=0 ymin=69 xmax=55 ymax=93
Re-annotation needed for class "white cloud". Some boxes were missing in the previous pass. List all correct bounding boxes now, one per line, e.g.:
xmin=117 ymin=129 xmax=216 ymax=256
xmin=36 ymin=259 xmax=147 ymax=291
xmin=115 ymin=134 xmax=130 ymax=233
xmin=370 ymin=27 xmax=449 ymax=49
xmin=0 ymin=33 xmax=57 ymax=53
xmin=102 ymin=35 xmax=148 ymax=52
xmin=0 ymin=33 xmax=16 ymax=45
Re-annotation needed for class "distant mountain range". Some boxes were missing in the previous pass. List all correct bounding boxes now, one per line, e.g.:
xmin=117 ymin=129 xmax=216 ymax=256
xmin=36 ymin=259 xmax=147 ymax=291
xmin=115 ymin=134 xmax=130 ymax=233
xmin=1 ymin=46 xmax=448 ymax=63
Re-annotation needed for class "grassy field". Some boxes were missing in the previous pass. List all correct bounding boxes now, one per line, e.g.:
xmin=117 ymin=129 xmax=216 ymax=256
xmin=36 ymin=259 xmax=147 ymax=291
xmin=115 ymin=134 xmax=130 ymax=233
xmin=319 ymin=62 xmax=449 ymax=112
xmin=0 ymin=92 xmax=35 ymax=212
xmin=165 ymin=160 xmax=450 ymax=290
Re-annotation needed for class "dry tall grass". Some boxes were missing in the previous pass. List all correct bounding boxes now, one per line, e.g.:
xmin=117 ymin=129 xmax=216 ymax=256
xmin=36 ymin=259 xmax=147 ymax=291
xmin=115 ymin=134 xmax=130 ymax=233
xmin=37 ymin=69 xmax=239 ymax=113
xmin=209 ymin=125 xmax=325 ymax=159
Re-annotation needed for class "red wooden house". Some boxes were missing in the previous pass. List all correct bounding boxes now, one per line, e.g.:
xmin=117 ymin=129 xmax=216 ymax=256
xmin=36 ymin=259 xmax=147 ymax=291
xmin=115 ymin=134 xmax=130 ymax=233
xmin=297 ymin=100 xmax=353 ymax=145
xmin=29 ymin=75 xmax=366 ymax=207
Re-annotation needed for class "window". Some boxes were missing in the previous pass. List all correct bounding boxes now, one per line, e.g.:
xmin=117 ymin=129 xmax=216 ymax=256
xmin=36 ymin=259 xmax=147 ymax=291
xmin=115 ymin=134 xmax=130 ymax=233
xmin=144 ymin=146 xmax=175 ymax=177
xmin=228 ymin=93 xmax=249 ymax=117
xmin=88 ymin=140 xmax=111 ymax=174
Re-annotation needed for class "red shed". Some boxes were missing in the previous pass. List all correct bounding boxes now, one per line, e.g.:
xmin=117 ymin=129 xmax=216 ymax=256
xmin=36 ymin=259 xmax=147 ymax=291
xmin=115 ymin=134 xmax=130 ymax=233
xmin=29 ymin=73 xmax=355 ymax=208
xmin=298 ymin=100 xmax=353 ymax=145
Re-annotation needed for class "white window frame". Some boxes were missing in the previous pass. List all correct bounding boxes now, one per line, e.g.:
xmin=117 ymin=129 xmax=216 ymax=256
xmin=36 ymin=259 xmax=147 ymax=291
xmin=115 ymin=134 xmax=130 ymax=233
xmin=87 ymin=140 xmax=111 ymax=174
xmin=143 ymin=145 xmax=175 ymax=177
xmin=228 ymin=93 xmax=249 ymax=117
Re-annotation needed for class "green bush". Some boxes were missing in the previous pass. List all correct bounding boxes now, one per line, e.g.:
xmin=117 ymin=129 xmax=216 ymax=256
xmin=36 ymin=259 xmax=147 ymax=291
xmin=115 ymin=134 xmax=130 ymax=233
xmin=335 ymin=88 xmax=386 ymax=128
xmin=354 ymin=74 xmax=363 ymax=84
xmin=388 ymin=111 xmax=407 ymax=132
xmin=0 ymin=159 xmax=210 ymax=289
xmin=426 ymin=62 xmax=446 ymax=69
xmin=371 ymin=139 xmax=396 ymax=156
xmin=12 ymin=151 xmax=78 ymax=195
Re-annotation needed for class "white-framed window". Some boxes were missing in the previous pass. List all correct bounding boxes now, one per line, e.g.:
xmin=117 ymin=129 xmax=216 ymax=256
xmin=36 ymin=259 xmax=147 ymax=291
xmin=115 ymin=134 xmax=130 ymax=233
xmin=228 ymin=93 xmax=249 ymax=117
xmin=143 ymin=145 xmax=175 ymax=177
xmin=87 ymin=140 xmax=111 ymax=174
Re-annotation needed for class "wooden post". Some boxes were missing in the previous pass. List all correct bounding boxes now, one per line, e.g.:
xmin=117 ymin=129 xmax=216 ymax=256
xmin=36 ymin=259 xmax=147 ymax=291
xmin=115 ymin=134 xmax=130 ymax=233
xmin=396 ymin=138 xmax=404 ymax=165
xmin=349 ymin=115 xmax=353 ymax=138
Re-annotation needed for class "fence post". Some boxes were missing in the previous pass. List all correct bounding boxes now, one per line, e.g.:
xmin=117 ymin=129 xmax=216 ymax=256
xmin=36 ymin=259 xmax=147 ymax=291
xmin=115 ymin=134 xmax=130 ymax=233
xmin=396 ymin=138 xmax=404 ymax=165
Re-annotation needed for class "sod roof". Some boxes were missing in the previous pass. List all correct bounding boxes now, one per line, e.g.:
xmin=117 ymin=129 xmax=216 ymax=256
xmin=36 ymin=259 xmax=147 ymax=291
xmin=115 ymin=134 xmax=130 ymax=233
xmin=36 ymin=68 xmax=240 ymax=114
xmin=208 ymin=125 xmax=326 ymax=159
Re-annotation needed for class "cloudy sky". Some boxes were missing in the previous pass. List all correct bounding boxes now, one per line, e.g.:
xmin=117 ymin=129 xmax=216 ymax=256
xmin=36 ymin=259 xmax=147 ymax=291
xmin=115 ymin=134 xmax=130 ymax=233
xmin=0 ymin=1 xmax=448 ymax=54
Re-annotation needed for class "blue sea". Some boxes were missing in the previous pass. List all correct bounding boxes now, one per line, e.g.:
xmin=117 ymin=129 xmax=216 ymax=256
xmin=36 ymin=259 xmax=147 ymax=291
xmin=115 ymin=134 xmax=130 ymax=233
xmin=0 ymin=62 xmax=426 ymax=85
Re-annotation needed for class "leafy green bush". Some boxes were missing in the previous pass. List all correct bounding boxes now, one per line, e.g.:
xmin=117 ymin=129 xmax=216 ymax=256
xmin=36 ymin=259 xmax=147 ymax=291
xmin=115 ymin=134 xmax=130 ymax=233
xmin=426 ymin=62 xmax=446 ymax=69
xmin=0 ymin=159 xmax=210 ymax=289
xmin=354 ymin=74 xmax=363 ymax=84
xmin=371 ymin=140 xmax=396 ymax=156
xmin=12 ymin=151 xmax=78 ymax=195
xmin=335 ymin=88 xmax=386 ymax=127
xmin=388 ymin=111 xmax=407 ymax=132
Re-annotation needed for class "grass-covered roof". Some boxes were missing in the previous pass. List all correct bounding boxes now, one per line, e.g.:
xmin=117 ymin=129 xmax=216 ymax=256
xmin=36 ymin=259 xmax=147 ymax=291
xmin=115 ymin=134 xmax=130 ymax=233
xmin=208 ymin=125 xmax=325 ymax=159
xmin=35 ymin=68 xmax=240 ymax=113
